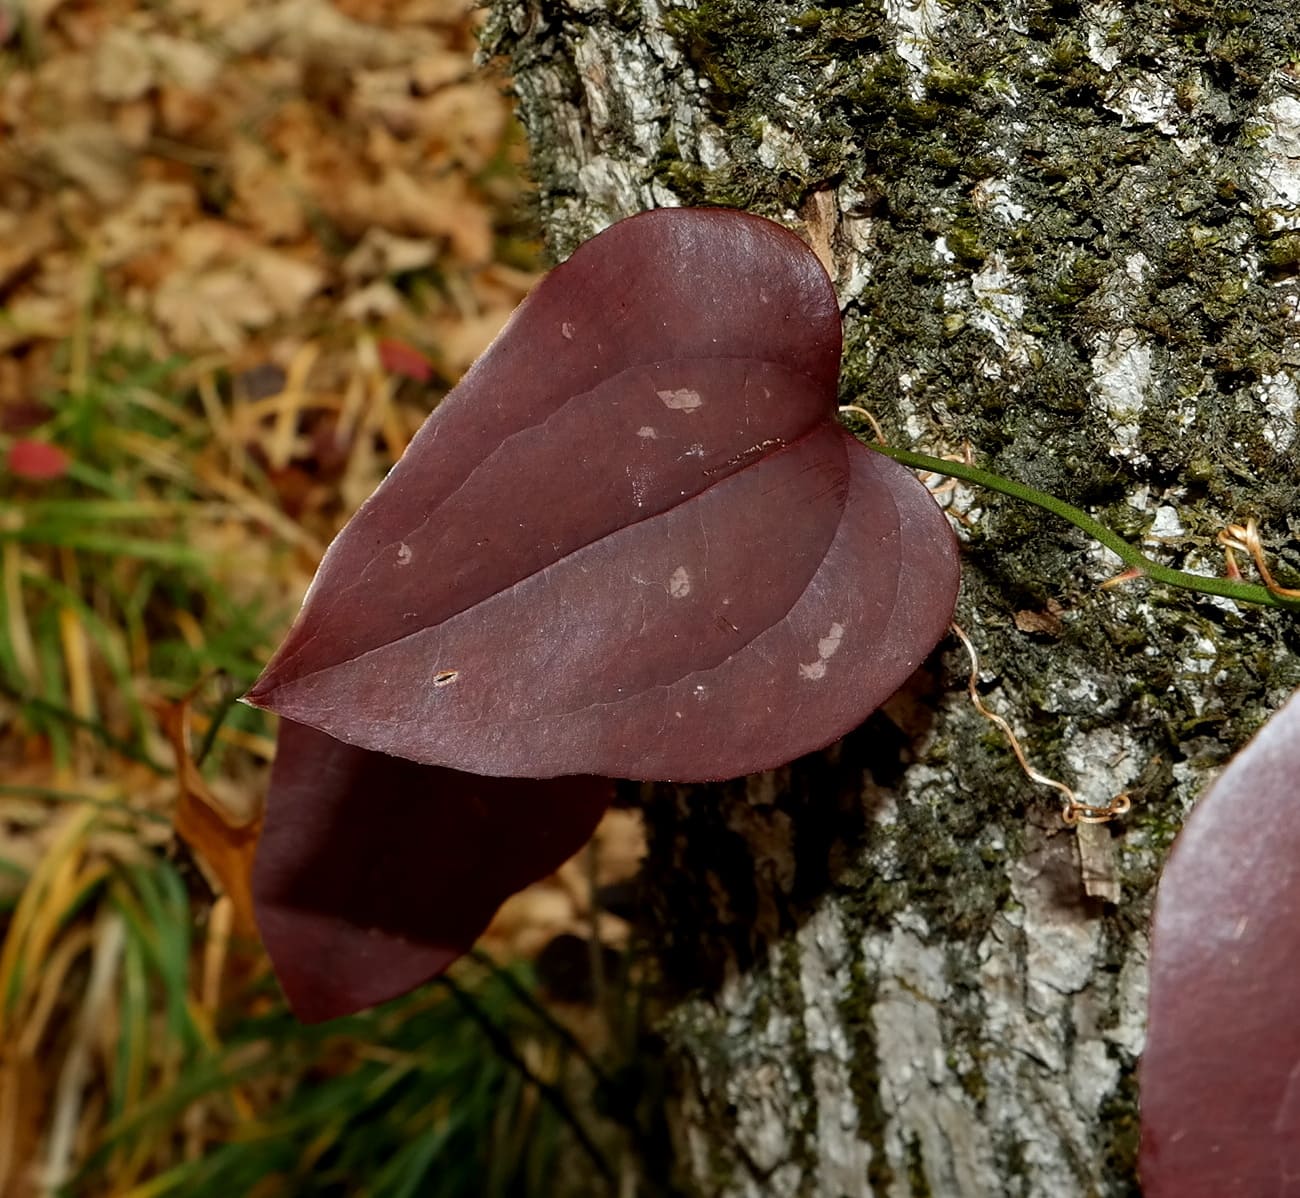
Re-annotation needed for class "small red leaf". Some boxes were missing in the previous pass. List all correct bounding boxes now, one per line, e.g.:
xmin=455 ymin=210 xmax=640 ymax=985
xmin=253 ymin=719 xmax=611 ymax=1022
xmin=247 ymin=208 xmax=959 ymax=781
xmin=378 ymin=337 xmax=434 ymax=383
xmin=1140 ymin=691 xmax=1300 ymax=1196
xmin=8 ymin=439 xmax=70 ymax=481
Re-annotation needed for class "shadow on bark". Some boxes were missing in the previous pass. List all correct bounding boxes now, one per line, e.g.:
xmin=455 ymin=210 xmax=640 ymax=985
xmin=639 ymin=655 xmax=948 ymax=1002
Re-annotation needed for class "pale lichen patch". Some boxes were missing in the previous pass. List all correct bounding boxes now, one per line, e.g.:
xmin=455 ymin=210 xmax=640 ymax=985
xmin=969 ymin=177 xmax=1028 ymax=225
xmin=797 ymin=905 xmax=870 ymax=1194
xmin=1103 ymin=71 xmax=1178 ymax=133
xmin=1085 ymin=4 xmax=1122 ymax=72
xmin=755 ymin=116 xmax=810 ymax=173
xmin=1253 ymin=95 xmax=1300 ymax=211
xmin=962 ymin=253 xmax=1038 ymax=366
xmin=1090 ymin=329 xmax=1152 ymax=462
xmin=884 ymin=0 xmax=947 ymax=97
xmin=1260 ymin=372 xmax=1298 ymax=452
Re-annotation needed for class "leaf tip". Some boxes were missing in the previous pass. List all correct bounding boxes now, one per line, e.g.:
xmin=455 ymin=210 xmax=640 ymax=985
xmin=242 ymin=666 xmax=283 ymax=711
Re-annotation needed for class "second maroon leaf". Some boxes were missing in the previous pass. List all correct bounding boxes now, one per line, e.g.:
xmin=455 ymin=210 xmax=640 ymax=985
xmin=254 ymin=719 xmax=612 ymax=1022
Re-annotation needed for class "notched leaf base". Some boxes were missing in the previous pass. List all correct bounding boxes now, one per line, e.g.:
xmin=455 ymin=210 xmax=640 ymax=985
xmin=247 ymin=207 xmax=960 ymax=782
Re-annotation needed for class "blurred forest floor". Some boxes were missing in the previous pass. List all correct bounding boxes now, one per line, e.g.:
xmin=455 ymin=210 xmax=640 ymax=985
xmin=0 ymin=1 xmax=647 ymax=1194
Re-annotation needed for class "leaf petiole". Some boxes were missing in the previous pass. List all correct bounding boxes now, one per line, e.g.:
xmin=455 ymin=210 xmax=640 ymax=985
xmin=842 ymin=416 xmax=1300 ymax=613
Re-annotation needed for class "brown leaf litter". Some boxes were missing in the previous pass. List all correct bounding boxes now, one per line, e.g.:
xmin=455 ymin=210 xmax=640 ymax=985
xmin=2 ymin=1 xmax=646 ymax=1187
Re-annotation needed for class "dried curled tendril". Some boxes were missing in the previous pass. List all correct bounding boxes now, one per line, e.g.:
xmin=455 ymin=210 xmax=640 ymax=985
xmin=1218 ymin=518 xmax=1300 ymax=601
xmin=838 ymin=403 xmax=1300 ymax=826
xmin=836 ymin=407 xmax=1131 ymax=825
xmin=839 ymin=404 xmax=1300 ymax=614
xmin=951 ymin=623 xmax=1132 ymax=826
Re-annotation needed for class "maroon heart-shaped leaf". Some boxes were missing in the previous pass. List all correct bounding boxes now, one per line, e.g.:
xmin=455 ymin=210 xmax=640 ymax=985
xmin=1140 ymin=690 xmax=1300 ymax=1196
xmin=254 ymin=719 xmax=612 ymax=1022
xmin=247 ymin=207 xmax=960 ymax=781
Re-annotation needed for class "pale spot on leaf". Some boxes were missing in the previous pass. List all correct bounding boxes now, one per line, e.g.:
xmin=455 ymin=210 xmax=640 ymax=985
xmin=800 ymin=621 xmax=846 ymax=680
xmin=396 ymin=542 xmax=413 ymax=566
xmin=657 ymin=388 xmax=703 ymax=411
xmin=637 ymin=426 xmax=658 ymax=439
xmin=628 ymin=466 xmax=649 ymax=508
xmin=818 ymin=622 xmax=845 ymax=659
xmin=667 ymin=566 xmax=691 ymax=598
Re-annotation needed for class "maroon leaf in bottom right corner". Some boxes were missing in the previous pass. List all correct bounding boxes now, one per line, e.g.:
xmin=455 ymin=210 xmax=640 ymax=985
xmin=253 ymin=719 xmax=612 ymax=1023
xmin=1141 ymin=690 xmax=1300 ymax=1198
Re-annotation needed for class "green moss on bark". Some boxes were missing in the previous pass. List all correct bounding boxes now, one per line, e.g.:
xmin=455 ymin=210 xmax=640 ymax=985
xmin=489 ymin=0 xmax=1300 ymax=1187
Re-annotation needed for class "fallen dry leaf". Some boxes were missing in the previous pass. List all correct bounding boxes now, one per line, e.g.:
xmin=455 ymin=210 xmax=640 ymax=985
xmin=174 ymin=796 xmax=262 ymax=936
xmin=1 ymin=0 xmax=574 ymax=1178
xmin=431 ymin=306 xmax=520 ymax=375
xmin=8 ymin=439 xmax=70 ymax=481
xmin=1014 ymin=600 xmax=1065 ymax=637
xmin=341 ymin=280 xmax=405 ymax=321
xmin=377 ymin=337 xmax=434 ymax=382
xmin=0 ymin=295 xmax=78 ymax=354
xmin=326 ymin=168 xmax=494 ymax=261
xmin=0 ymin=210 xmax=59 ymax=292
xmin=35 ymin=122 xmax=137 ymax=205
xmin=157 ymin=697 xmax=263 ymax=935
xmin=342 ymin=227 xmax=437 ymax=280
xmin=97 ymin=181 xmax=198 ymax=269
xmin=93 ymin=28 xmax=156 ymax=103
xmin=153 ymin=224 xmax=325 ymax=351
xmin=224 ymin=0 xmax=440 ymax=70
xmin=146 ymin=33 xmax=223 ymax=93
xmin=228 ymin=139 xmax=307 ymax=243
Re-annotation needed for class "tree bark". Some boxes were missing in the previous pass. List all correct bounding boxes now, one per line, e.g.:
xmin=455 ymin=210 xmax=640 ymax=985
xmin=484 ymin=3 xmax=1300 ymax=1194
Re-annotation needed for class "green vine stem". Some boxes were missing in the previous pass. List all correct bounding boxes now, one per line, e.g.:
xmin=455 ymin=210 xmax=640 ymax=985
xmin=842 ymin=420 xmax=1300 ymax=614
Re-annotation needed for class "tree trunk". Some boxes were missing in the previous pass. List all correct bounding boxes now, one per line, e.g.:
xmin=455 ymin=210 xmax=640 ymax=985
xmin=483 ymin=3 xmax=1300 ymax=1194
